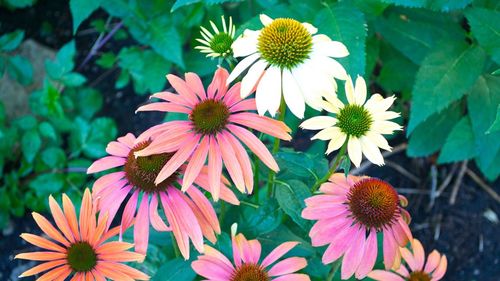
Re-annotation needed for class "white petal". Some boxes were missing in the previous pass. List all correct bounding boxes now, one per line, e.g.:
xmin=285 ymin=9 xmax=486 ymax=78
xmin=360 ymin=136 xmax=385 ymax=166
xmin=209 ymin=21 xmax=220 ymax=34
xmin=300 ymin=116 xmax=338 ymax=130
xmin=310 ymin=54 xmax=348 ymax=80
xmin=354 ymin=75 xmax=367 ymax=105
xmin=260 ymin=14 xmax=273 ymax=26
xmin=365 ymin=95 xmax=396 ymax=114
xmin=321 ymin=100 xmax=341 ymax=114
xmin=326 ymin=132 xmax=347 ymax=154
xmin=227 ymin=53 xmax=261 ymax=85
xmin=366 ymin=132 xmax=392 ymax=151
xmin=302 ymin=22 xmax=318 ymax=34
xmin=313 ymin=39 xmax=349 ymax=58
xmin=241 ymin=59 xmax=268 ymax=98
xmin=232 ymin=30 xmax=260 ymax=57
xmin=282 ymin=69 xmax=305 ymax=118
xmin=312 ymin=34 xmax=331 ymax=43
xmin=312 ymin=126 xmax=341 ymax=141
xmin=371 ymin=121 xmax=403 ymax=135
xmin=292 ymin=62 xmax=329 ymax=110
xmin=345 ymin=75 xmax=356 ymax=105
xmin=372 ymin=111 xmax=401 ymax=121
xmin=256 ymin=66 xmax=281 ymax=116
xmin=348 ymin=137 xmax=362 ymax=167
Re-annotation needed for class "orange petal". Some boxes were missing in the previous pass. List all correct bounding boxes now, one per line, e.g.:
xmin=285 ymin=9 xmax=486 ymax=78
xmin=32 ymin=212 xmax=70 ymax=247
xmin=99 ymin=251 xmax=145 ymax=262
xmin=19 ymin=259 xmax=67 ymax=277
xmin=96 ymin=241 xmax=134 ymax=254
xmin=95 ymin=263 xmax=135 ymax=281
xmin=79 ymin=188 xmax=94 ymax=241
xmin=36 ymin=264 xmax=71 ymax=281
xmin=16 ymin=251 xmax=66 ymax=261
xmin=98 ymin=262 xmax=149 ymax=280
xmin=90 ymin=212 xmax=109 ymax=247
xmin=62 ymin=194 xmax=81 ymax=240
xmin=20 ymin=233 xmax=66 ymax=253
xmin=49 ymin=195 xmax=76 ymax=243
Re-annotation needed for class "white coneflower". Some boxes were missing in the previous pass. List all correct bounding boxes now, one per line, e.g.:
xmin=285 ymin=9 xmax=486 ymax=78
xmin=227 ymin=14 xmax=349 ymax=118
xmin=301 ymin=75 xmax=402 ymax=167
xmin=195 ymin=16 xmax=236 ymax=58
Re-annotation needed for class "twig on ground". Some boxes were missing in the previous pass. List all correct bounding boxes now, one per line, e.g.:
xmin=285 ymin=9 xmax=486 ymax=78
xmin=436 ymin=163 xmax=459 ymax=196
xmin=428 ymin=165 xmax=438 ymax=210
xmin=351 ymin=143 xmax=407 ymax=175
xmin=465 ymin=169 xmax=500 ymax=203
xmin=386 ymin=160 xmax=420 ymax=183
xmin=449 ymin=161 xmax=468 ymax=205
xmin=396 ymin=188 xmax=430 ymax=195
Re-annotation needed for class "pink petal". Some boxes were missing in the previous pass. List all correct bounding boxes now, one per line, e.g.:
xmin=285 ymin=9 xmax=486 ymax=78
xmin=208 ymin=67 xmax=229 ymax=99
xmin=106 ymin=141 xmax=130 ymax=157
xmin=322 ymin=225 xmax=358 ymax=264
xmin=391 ymin=220 xmax=410 ymax=246
xmin=136 ymin=102 xmax=191 ymax=114
xmin=229 ymin=112 xmax=291 ymax=140
xmin=167 ymin=74 xmax=199 ymax=106
xmin=99 ymin=184 xmax=132 ymax=230
xmin=355 ymin=229 xmax=378 ymax=279
xmin=225 ymin=131 xmax=254 ymax=193
xmin=117 ymin=133 xmax=136 ymax=148
xmin=301 ymin=203 xmax=348 ymax=220
xmin=431 ymin=255 xmax=447 ymax=280
xmin=208 ymin=136 xmax=223 ymax=201
xmin=340 ymin=227 xmax=366 ymax=279
xmin=247 ymin=239 xmax=262 ymax=265
xmin=160 ymin=192 xmax=190 ymax=259
xmin=186 ymin=187 xmax=220 ymax=233
xmin=134 ymin=194 xmax=150 ymax=255
xmin=261 ymin=241 xmax=299 ymax=268
xmin=134 ymin=128 xmax=194 ymax=157
xmin=181 ymin=136 xmax=209 ymax=191
xmin=120 ymin=190 xmax=139 ymax=238
xmin=271 ymin=274 xmax=310 ymax=281
xmin=185 ymin=72 xmax=207 ymax=100
xmin=227 ymin=124 xmax=279 ymax=171
xmin=411 ymin=239 xmax=426 ymax=271
xmin=149 ymin=194 xmax=170 ymax=231
xmin=230 ymin=98 xmax=257 ymax=113
xmin=424 ymin=250 xmax=441 ymax=273
xmin=216 ymin=133 xmax=246 ymax=193
xmin=194 ymin=173 xmax=239 ymax=205
xmin=135 ymin=121 xmax=189 ymax=144
xmin=92 ymin=171 xmax=125 ymax=196
xmin=231 ymin=233 xmax=248 ymax=267
xmin=155 ymin=134 xmax=200 ymax=185
xmin=223 ymin=82 xmax=242 ymax=107
xmin=368 ymin=270 xmax=405 ymax=281
xmin=191 ymin=258 xmax=232 ymax=280
xmin=268 ymin=257 xmax=307 ymax=277
xmin=383 ymin=228 xmax=398 ymax=269
xmin=87 ymin=156 xmax=126 ymax=174
xmin=150 ymin=91 xmax=193 ymax=107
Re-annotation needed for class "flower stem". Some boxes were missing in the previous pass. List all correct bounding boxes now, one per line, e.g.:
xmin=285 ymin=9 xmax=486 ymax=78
xmin=311 ymin=141 xmax=348 ymax=192
xmin=267 ymin=98 xmax=287 ymax=197
xmin=171 ymin=232 xmax=180 ymax=258
xmin=326 ymin=259 xmax=342 ymax=281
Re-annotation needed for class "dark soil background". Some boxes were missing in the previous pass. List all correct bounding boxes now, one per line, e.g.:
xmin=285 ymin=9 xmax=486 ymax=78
xmin=1 ymin=1 xmax=499 ymax=280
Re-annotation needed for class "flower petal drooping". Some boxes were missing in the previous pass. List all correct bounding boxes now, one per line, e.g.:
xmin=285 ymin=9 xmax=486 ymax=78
xmin=227 ymin=14 xmax=349 ymax=118
xmin=87 ymin=133 xmax=238 ymax=259
xmin=301 ymin=75 xmax=402 ymax=167
xmin=192 ymin=225 xmax=310 ymax=281
xmin=302 ymin=174 xmax=413 ymax=280
xmin=135 ymin=67 xmax=291 ymax=200
xmin=16 ymin=189 xmax=149 ymax=280
xmin=368 ymin=239 xmax=447 ymax=281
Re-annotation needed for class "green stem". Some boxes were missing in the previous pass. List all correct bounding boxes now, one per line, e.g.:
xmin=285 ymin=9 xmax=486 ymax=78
xmin=326 ymin=259 xmax=342 ymax=281
xmin=240 ymin=200 xmax=260 ymax=208
xmin=171 ymin=232 xmax=180 ymax=258
xmin=220 ymin=201 xmax=226 ymax=225
xmin=311 ymin=141 xmax=348 ymax=192
xmin=267 ymin=98 xmax=287 ymax=198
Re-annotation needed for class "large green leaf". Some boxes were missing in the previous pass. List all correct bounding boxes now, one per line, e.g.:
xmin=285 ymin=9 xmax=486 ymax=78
xmin=6 ymin=55 xmax=33 ymax=85
xmin=407 ymin=43 xmax=486 ymax=133
xmin=275 ymin=180 xmax=312 ymax=230
xmin=171 ymin=0 xmax=244 ymax=12
xmin=45 ymin=41 xmax=77 ymax=80
xmin=0 ymin=30 xmax=24 ymax=52
xmin=381 ymin=0 xmax=473 ymax=11
xmin=407 ymin=104 xmax=461 ymax=157
xmin=70 ymin=0 xmax=101 ymax=34
xmin=467 ymin=75 xmax=500 ymax=180
xmin=486 ymin=105 xmax=500 ymax=134
xmin=21 ymin=130 xmax=42 ymax=163
xmin=29 ymin=173 xmax=66 ymax=196
xmin=437 ymin=116 xmax=476 ymax=163
xmin=314 ymin=1 xmax=367 ymax=78
xmin=152 ymin=258 xmax=196 ymax=281
xmin=466 ymin=7 xmax=500 ymax=64
xmin=374 ymin=10 xmax=465 ymax=64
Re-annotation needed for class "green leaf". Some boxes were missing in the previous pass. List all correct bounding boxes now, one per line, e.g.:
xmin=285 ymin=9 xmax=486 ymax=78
xmin=314 ymin=1 xmax=367 ymax=77
xmin=466 ymin=8 xmax=500 ymax=64
xmin=6 ymin=55 xmax=33 ymax=85
xmin=21 ymin=130 xmax=42 ymax=162
xmin=83 ymin=117 xmax=118 ymax=158
xmin=275 ymin=180 xmax=312 ymax=230
xmin=0 ymin=30 xmax=24 ymax=51
xmin=70 ymin=0 xmax=101 ymax=34
xmin=45 ymin=40 xmax=76 ymax=79
xmin=381 ymin=0 xmax=472 ymax=11
xmin=437 ymin=117 xmax=476 ymax=163
xmin=38 ymin=122 xmax=57 ymax=141
xmin=407 ymin=43 xmax=486 ymax=133
xmin=115 ymin=70 xmax=130 ymax=89
xmin=407 ymin=104 xmax=461 ymax=157
xmin=3 ymin=0 xmax=35 ymax=9
xmin=41 ymin=147 xmax=66 ymax=169
xmin=171 ymin=0 xmax=243 ymax=11
xmin=152 ymin=258 xmax=196 ymax=281
xmin=96 ymin=52 xmax=116 ymax=69
xmin=29 ymin=173 xmax=66 ymax=196
xmin=60 ymin=72 xmax=87 ymax=87
xmin=239 ymin=198 xmax=283 ymax=236
xmin=377 ymin=43 xmax=417 ymax=93
xmin=73 ymin=88 xmax=103 ymax=119
xmin=374 ymin=10 xmax=465 ymax=64
xmin=14 ymin=115 xmax=37 ymax=130
xmin=486 ymin=105 xmax=500 ymax=134
xmin=467 ymin=75 xmax=500 ymax=179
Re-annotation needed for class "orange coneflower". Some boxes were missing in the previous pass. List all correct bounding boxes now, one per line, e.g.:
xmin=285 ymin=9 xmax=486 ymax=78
xmin=16 ymin=189 xmax=149 ymax=281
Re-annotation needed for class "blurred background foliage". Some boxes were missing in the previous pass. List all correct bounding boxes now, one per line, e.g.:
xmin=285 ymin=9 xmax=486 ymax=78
xmin=1 ymin=0 xmax=499 ymax=280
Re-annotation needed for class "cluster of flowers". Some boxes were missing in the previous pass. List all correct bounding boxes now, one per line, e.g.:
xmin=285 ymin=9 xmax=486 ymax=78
xmin=17 ymin=15 xmax=446 ymax=281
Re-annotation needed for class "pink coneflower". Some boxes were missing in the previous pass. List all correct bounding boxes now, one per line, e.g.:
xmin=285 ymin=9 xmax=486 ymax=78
xmin=302 ymin=173 xmax=413 ymax=280
xmin=369 ymin=239 xmax=447 ymax=281
xmin=134 ymin=67 xmax=291 ymax=200
xmin=87 ymin=133 xmax=239 ymax=259
xmin=191 ymin=225 xmax=310 ymax=281
xmin=15 ymin=189 xmax=149 ymax=280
